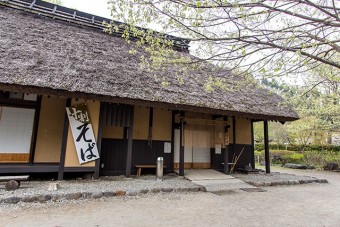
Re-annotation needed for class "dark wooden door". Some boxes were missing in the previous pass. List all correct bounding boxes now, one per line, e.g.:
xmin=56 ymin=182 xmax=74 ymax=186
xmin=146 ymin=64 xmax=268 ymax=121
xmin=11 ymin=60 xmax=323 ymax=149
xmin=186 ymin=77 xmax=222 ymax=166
xmin=100 ymin=139 xmax=127 ymax=176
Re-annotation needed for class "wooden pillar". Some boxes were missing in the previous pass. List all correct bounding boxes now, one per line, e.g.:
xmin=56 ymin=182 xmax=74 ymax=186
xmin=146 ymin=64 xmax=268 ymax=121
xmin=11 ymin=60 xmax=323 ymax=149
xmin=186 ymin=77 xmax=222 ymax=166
xmin=232 ymin=116 xmax=236 ymax=155
xmin=223 ymin=116 xmax=229 ymax=174
xmin=170 ymin=111 xmax=175 ymax=172
xmin=94 ymin=102 xmax=105 ymax=179
xmin=29 ymin=95 xmax=42 ymax=164
xmin=179 ymin=111 xmax=185 ymax=176
xmin=125 ymin=105 xmax=134 ymax=177
xmin=251 ymin=120 xmax=255 ymax=169
xmin=58 ymin=98 xmax=71 ymax=180
xmin=264 ymin=120 xmax=270 ymax=173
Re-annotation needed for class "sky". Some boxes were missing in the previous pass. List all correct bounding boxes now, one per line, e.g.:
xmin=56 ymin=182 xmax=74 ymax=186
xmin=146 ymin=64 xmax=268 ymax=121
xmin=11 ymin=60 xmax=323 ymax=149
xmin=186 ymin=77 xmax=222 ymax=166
xmin=61 ymin=0 xmax=112 ymax=18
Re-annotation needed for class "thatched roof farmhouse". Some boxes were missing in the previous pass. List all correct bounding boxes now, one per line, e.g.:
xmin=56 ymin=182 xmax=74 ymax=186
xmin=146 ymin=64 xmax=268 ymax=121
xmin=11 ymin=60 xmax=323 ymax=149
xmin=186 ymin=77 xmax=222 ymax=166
xmin=0 ymin=0 xmax=298 ymax=178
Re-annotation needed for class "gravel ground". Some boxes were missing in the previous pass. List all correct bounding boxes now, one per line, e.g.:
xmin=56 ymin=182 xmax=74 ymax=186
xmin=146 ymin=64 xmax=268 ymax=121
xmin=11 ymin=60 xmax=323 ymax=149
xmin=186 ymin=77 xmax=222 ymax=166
xmin=1 ymin=171 xmax=326 ymax=201
xmin=0 ymin=174 xmax=197 ymax=200
xmin=1 ymin=169 xmax=339 ymax=227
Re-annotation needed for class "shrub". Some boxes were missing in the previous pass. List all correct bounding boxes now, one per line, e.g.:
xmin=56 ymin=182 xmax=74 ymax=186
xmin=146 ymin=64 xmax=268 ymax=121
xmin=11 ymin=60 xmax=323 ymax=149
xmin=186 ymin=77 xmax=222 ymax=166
xmin=303 ymin=151 xmax=324 ymax=168
xmin=281 ymin=153 xmax=305 ymax=164
xmin=255 ymin=144 xmax=340 ymax=152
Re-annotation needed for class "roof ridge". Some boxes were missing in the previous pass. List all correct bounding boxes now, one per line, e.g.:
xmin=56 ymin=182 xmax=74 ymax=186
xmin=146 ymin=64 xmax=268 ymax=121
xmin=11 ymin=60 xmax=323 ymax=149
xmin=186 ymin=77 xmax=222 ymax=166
xmin=0 ymin=0 xmax=190 ymax=50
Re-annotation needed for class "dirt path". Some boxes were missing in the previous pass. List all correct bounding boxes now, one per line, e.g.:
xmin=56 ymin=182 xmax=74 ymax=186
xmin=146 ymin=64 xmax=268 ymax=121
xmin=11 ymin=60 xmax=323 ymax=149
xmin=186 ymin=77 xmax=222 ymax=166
xmin=1 ymin=170 xmax=340 ymax=227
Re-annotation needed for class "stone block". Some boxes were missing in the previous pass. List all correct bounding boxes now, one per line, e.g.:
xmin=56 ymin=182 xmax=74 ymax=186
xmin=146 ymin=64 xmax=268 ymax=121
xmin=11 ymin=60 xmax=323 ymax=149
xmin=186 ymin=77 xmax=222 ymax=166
xmin=37 ymin=194 xmax=51 ymax=202
xmin=271 ymin=181 xmax=279 ymax=186
xmin=21 ymin=196 xmax=38 ymax=203
xmin=4 ymin=197 xmax=20 ymax=204
xmin=264 ymin=182 xmax=272 ymax=186
xmin=138 ymin=189 xmax=149 ymax=194
xmin=161 ymin=188 xmax=173 ymax=193
xmin=288 ymin=180 xmax=295 ymax=185
xmin=5 ymin=180 xmax=19 ymax=191
xmin=126 ymin=190 xmax=138 ymax=196
xmin=178 ymin=187 xmax=190 ymax=192
xmin=189 ymin=186 xmax=200 ymax=192
xmin=65 ymin=192 xmax=82 ymax=200
xmin=150 ymin=188 xmax=161 ymax=193
xmin=51 ymin=194 xmax=63 ymax=202
xmin=82 ymin=192 xmax=92 ymax=199
xmin=199 ymin=186 xmax=207 ymax=192
xmin=103 ymin=191 xmax=116 ymax=197
xmin=91 ymin=192 xmax=103 ymax=199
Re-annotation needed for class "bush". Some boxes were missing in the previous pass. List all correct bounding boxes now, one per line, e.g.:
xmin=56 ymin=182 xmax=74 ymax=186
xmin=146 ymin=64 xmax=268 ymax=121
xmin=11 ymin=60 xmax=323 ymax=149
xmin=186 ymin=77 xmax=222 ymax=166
xmin=255 ymin=149 xmax=340 ymax=168
xmin=255 ymin=144 xmax=340 ymax=152
xmin=281 ymin=153 xmax=305 ymax=164
xmin=304 ymin=151 xmax=324 ymax=168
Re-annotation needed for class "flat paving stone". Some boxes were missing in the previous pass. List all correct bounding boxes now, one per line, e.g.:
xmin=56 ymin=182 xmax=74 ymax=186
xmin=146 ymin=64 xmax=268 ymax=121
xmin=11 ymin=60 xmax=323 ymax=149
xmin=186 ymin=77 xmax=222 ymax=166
xmin=192 ymin=178 xmax=255 ymax=192
xmin=180 ymin=169 xmax=255 ymax=192
xmin=180 ymin=169 xmax=234 ymax=181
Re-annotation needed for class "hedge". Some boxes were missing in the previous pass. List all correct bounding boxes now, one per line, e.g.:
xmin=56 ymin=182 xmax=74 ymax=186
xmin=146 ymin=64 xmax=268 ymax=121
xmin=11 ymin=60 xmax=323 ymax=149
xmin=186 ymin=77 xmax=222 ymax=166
xmin=255 ymin=144 xmax=340 ymax=152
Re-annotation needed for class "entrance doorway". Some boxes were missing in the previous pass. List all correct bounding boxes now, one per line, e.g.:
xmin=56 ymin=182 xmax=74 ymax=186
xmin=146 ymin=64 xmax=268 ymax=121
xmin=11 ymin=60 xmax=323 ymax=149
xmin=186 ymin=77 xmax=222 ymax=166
xmin=173 ymin=128 xmax=211 ymax=169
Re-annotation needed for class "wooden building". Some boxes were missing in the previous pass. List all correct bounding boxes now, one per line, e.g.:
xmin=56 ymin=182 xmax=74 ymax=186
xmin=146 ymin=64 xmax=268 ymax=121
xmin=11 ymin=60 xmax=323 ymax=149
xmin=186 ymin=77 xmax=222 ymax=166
xmin=0 ymin=0 xmax=298 ymax=179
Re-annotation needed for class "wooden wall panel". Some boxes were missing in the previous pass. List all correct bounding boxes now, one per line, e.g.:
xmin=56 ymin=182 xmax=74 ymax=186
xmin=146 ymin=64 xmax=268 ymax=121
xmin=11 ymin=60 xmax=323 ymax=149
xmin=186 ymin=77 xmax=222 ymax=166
xmin=152 ymin=108 xmax=172 ymax=141
xmin=102 ymin=125 xmax=124 ymax=139
xmin=34 ymin=96 xmax=66 ymax=163
xmin=173 ymin=163 xmax=211 ymax=169
xmin=236 ymin=117 xmax=252 ymax=145
xmin=0 ymin=153 xmax=29 ymax=162
xmin=100 ymin=139 xmax=127 ymax=176
xmin=133 ymin=106 xmax=149 ymax=140
xmin=100 ymin=139 xmax=173 ymax=176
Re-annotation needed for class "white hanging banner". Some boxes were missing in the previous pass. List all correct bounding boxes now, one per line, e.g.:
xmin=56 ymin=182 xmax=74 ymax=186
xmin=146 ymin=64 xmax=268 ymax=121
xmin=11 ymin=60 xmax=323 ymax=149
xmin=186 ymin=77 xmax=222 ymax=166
xmin=66 ymin=103 xmax=99 ymax=164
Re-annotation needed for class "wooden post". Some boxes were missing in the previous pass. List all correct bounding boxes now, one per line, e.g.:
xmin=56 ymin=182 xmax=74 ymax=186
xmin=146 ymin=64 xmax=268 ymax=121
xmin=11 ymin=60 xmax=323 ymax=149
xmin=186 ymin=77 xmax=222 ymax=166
xmin=251 ymin=120 xmax=255 ymax=169
xmin=232 ymin=116 xmax=236 ymax=156
xmin=94 ymin=102 xmax=105 ymax=179
xmin=264 ymin=120 xmax=270 ymax=173
xmin=170 ymin=111 xmax=175 ymax=172
xmin=58 ymin=98 xmax=71 ymax=180
xmin=125 ymin=105 xmax=134 ymax=177
xmin=179 ymin=111 xmax=185 ymax=176
xmin=29 ymin=95 xmax=42 ymax=164
xmin=223 ymin=116 xmax=229 ymax=174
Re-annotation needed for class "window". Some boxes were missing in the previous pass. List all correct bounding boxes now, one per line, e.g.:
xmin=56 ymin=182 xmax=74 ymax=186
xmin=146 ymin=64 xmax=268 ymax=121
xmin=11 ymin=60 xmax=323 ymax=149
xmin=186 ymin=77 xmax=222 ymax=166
xmin=0 ymin=107 xmax=35 ymax=153
xmin=0 ymin=91 xmax=39 ymax=163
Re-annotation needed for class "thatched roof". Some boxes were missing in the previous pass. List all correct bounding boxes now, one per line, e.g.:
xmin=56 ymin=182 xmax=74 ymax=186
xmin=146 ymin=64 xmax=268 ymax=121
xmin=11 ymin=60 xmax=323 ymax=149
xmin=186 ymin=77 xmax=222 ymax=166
xmin=0 ymin=3 xmax=298 ymax=121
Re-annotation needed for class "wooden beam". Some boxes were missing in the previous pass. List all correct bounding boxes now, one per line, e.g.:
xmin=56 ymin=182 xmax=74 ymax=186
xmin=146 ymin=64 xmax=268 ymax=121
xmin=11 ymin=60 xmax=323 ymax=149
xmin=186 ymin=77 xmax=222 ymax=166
xmin=251 ymin=120 xmax=255 ymax=169
xmin=94 ymin=102 xmax=105 ymax=179
xmin=232 ymin=116 xmax=236 ymax=156
xmin=179 ymin=111 xmax=185 ymax=176
xmin=148 ymin=107 xmax=153 ymax=148
xmin=29 ymin=95 xmax=42 ymax=164
xmin=264 ymin=120 xmax=270 ymax=173
xmin=125 ymin=105 xmax=134 ymax=177
xmin=58 ymin=98 xmax=71 ymax=180
xmin=170 ymin=110 xmax=175 ymax=172
xmin=223 ymin=116 xmax=229 ymax=174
